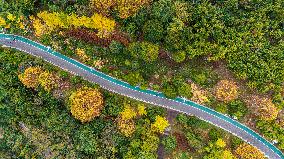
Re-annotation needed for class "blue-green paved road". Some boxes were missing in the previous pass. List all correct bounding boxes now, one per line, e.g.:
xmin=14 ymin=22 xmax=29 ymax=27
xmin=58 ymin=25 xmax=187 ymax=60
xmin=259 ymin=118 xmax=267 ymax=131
xmin=0 ymin=34 xmax=283 ymax=159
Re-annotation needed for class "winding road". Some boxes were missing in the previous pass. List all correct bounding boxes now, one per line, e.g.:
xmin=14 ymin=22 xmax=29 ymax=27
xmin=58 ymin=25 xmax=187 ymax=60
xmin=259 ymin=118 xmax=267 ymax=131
xmin=0 ymin=34 xmax=283 ymax=159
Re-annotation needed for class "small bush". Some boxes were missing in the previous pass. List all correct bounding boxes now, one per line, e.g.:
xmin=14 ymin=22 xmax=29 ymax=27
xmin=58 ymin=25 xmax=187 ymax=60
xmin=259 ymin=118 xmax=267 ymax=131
xmin=208 ymin=128 xmax=223 ymax=141
xmin=69 ymin=87 xmax=104 ymax=122
xmin=214 ymin=80 xmax=238 ymax=103
xmin=227 ymin=100 xmax=248 ymax=119
xmin=128 ymin=41 xmax=159 ymax=62
xmin=18 ymin=66 xmax=43 ymax=88
xmin=143 ymin=19 xmax=164 ymax=43
xmin=172 ymin=51 xmax=186 ymax=63
xmin=162 ymin=135 xmax=177 ymax=152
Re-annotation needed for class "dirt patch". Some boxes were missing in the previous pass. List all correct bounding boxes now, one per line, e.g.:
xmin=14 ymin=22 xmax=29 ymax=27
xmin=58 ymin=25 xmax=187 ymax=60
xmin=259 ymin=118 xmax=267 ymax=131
xmin=0 ymin=128 xmax=4 ymax=139
xmin=53 ymin=79 xmax=72 ymax=99
xmin=173 ymin=132 xmax=189 ymax=151
xmin=158 ymin=49 xmax=177 ymax=68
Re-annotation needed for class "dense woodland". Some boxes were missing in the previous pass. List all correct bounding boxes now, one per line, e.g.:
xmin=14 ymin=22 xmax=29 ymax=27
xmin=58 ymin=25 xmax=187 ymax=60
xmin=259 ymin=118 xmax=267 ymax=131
xmin=0 ymin=0 xmax=283 ymax=158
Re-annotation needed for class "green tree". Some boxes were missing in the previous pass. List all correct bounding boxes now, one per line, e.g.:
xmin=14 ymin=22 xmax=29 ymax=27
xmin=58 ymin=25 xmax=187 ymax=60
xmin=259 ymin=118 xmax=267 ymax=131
xmin=186 ymin=131 xmax=204 ymax=150
xmin=162 ymin=135 xmax=177 ymax=152
xmin=150 ymin=0 xmax=174 ymax=23
xmin=143 ymin=19 xmax=164 ymax=43
xmin=162 ymin=83 xmax=178 ymax=99
xmin=172 ymin=51 xmax=186 ymax=63
xmin=227 ymin=100 xmax=248 ymax=119
xmin=74 ymin=127 xmax=98 ymax=155
xmin=128 ymin=41 xmax=159 ymax=62
xmin=177 ymin=82 xmax=192 ymax=99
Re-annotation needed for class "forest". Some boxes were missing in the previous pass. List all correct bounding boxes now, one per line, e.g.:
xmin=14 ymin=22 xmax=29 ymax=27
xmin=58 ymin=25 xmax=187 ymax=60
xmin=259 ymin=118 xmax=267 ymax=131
xmin=0 ymin=0 xmax=283 ymax=158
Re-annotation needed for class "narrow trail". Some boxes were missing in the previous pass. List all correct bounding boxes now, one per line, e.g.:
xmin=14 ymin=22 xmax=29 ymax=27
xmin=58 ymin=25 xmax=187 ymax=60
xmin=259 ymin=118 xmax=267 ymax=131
xmin=0 ymin=34 xmax=283 ymax=159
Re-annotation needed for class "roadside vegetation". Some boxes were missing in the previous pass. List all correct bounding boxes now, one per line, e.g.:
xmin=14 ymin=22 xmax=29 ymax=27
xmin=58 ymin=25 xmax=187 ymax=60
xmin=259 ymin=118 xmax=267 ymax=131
xmin=0 ymin=0 xmax=283 ymax=158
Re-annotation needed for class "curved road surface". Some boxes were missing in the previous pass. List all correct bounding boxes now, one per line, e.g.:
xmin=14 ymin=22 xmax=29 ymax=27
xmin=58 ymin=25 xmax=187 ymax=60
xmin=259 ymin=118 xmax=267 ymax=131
xmin=0 ymin=34 xmax=283 ymax=159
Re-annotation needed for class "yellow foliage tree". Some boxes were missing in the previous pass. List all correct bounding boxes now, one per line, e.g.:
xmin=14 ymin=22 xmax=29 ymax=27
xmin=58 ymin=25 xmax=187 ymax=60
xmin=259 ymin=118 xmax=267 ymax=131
xmin=90 ymin=0 xmax=115 ymax=16
xmin=75 ymin=48 xmax=90 ymax=62
xmin=137 ymin=104 xmax=147 ymax=116
xmin=246 ymin=95 xmax=278 ymax=121
xmin=69 ymin=87 xmax=104 ymax=122
xmin=235 ymin=143 xmax=265 ymax=159
xmin=90 ymin=0 xmax=152 ymax=19
xmin=18 ymin=67 xmax=43 ymax=88
xmin=38 ymin=71 xmax=59 ymax=92
xmin=0 ymin=13 xmax=26 ymax=30
xmin=0 ymin=17 xmax=6 ymax=27
xmin=191 ymin=83 xmax=209 ymax=104
xmin=151 ymin=115 xmax=169 ymax=133
xmin=215 ymin=138 xmax=226 ymax=148
xmin=222 ymin=150 xmax=236 ymax=159
xmin=7 ymin=13 xmax=16 ymax=21
xmin=120 ymin=104 xmax=137 ymax=120
xmin=30 ymin=16 xmax=48 ymax=37
xmin=31 ymin=11 xmax=116 ymax=38
xmin=117 ymin=118 xmax=135 ymax=137
xmin=214 ymin=80 xmax=238 ymax=103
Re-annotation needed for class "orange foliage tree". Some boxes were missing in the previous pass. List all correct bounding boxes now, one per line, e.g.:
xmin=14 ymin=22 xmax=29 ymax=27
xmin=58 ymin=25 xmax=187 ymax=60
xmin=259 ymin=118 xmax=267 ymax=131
xmin=69 ymin=87 xmax=104 ymax=122
xmin=246 ymin=95 xmax=278 ymax=121
xmin=214 ymin=80 xmax=238 ymax=103
xmin=38 ymin=71 xmax=60 ymax=92
xmin=90 ymin=0 xmax=152 ymax=19
xmin=117 ymin=118 xmax=136 ymax=137
xmin=18 ymin=66 xmax=43 ymax=88
xmin=235 ymin=143 xmax=265 ymax=159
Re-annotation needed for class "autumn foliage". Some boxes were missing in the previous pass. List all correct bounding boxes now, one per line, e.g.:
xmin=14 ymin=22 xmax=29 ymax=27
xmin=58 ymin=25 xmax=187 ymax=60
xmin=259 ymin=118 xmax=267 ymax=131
xmin=18 ymin=66 xmax=43 ymax=88
xmin=117 ymin=118 xmax=135 ymax=137
xmin=69 ymin=87 xmax=104 ymax=123
xmin=64 ymin=28 xmax=130 ymax=47
xmin=190 ymin=83 xmax=209 ymax=104
xmin=75 ymin=48 xmax=91 ymax=62
xmin=235 ymin=143 xmax=265 ymax=159
xmin=19 ymin=67 xmax=60 ymax=92
xmin=38 ymin=71 xmax=59 ymax=92
xmin=214 ymin=80 xmax=238 ymax=103
xmin=120 ymin=104 xmax=137 ymax=120
xmin=151 ymin=115 xmax=169 ymax=133
xmin=246 ymin=95 xmax=278 ymax=121
xmin=30 ymin=11 xmax=116 ymax=38
xmin=90 ymin=0 xmax=152 ymax=19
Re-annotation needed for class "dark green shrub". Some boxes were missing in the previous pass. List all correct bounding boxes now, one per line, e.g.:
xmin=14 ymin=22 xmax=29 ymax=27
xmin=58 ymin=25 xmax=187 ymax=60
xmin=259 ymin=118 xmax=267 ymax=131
xmin=186 ymin=131 xmax=204 ymax=150
xmin=177 ymin=82 xmax=192 ymax=99
xmin=150 ymin=0 xmax=174 ymax=23
xmin=227 ymin=100 xmax=248 ymax=119
xmin=162 ymin=84 xmax=178 ymax=99
xmin=172 ymin=51 xmax=186 ymax=63
xmin=146 ymin=106 xmax=166 ymax=122
xmin=231 ymin=136 xmax=243 ymax=149
xmin=109 ymin=41 xmax=124 ymax=55
xmin=162 ymin=135 xmax=177 ymax=152
xmin=128 ymin=42 xmax=159 ymax=62
xmin=215 ymin=103 xmax=228 ymax=114
xmin=176 ymin=113 xmax=188 ymax=125
xmin=208 ymin=128 xmax=223 ymax=141
xmin=124 ymin=72 xmax=144 ymax=86
xmin=143 ymin=19 xmax=164 ymax=43
xmin=74 ymin=127 xmax=98 ymax=155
